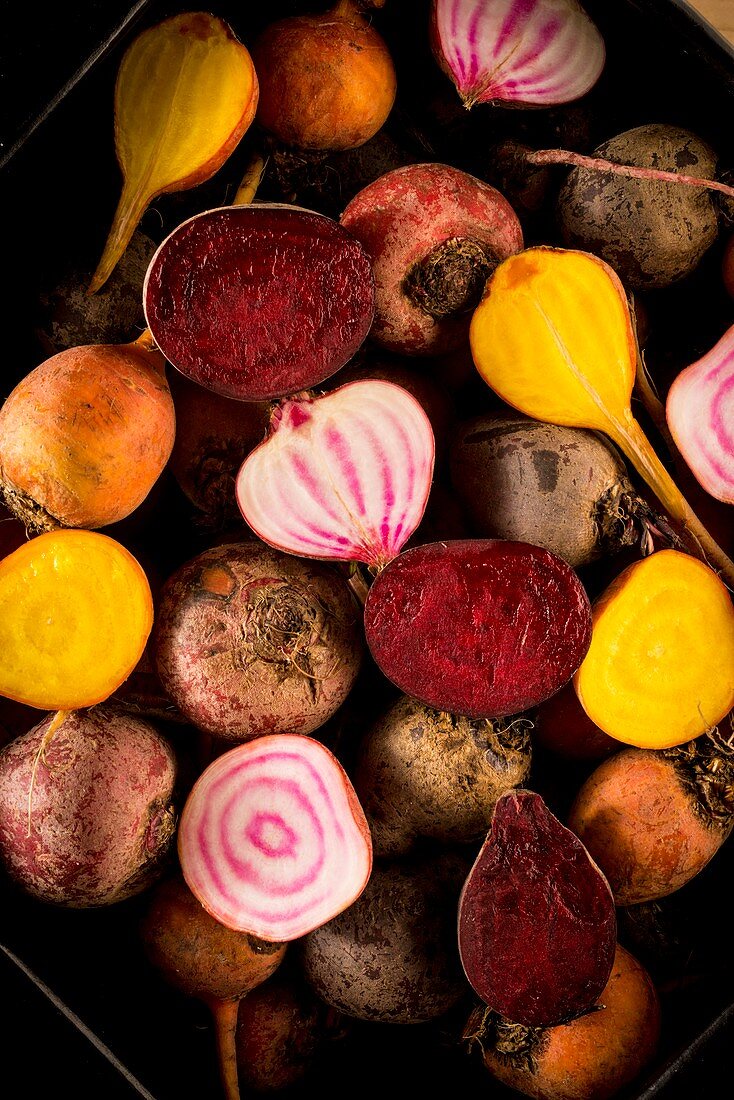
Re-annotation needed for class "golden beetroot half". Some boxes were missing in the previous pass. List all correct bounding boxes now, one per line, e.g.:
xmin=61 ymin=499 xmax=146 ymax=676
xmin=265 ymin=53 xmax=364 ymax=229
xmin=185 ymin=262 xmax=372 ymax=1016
xmin=0 ymin=531 xmax=152 ymax=712
xmin=0 ymin=337 xmax=175 ymax=531
xmin=364 ymin=539 xmax=592 ymax=719
xmin=144 ymin=204 xmax=375 ymax=401
xmin=458 ymin=790 xmax=616 ymax=1028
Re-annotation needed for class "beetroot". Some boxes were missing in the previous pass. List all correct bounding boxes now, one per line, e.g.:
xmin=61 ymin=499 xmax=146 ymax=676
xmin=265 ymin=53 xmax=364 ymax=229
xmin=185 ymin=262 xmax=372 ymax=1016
xmin=340 ymin=163 xmax=523 ymax=356
xmin=144 ymin=204 xmax=375 ymax=401
xmin=458 ymin=790 xmax=616 ymax=1027
xmin=0 ymin=708 xmax=177 ymax=906
xmin=154 ymin=541 xmax=363 ymax=741
xmin=364 ymin=540 xmax=592 ymax=718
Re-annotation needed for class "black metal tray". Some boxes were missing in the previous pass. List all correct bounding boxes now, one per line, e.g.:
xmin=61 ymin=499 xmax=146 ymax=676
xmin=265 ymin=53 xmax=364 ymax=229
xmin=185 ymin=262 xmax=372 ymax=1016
xmin=1 ymin=2 xmax=733 ymax=1097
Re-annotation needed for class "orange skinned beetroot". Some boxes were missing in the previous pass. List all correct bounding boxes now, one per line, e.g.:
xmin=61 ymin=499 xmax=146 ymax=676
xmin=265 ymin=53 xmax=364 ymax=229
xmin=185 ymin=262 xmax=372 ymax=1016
xmin=568 ymin=738 xmax=734 ymax=905
xmin=141 ymin=876 xmax=286 ymax=1100
xmin=0 ymin=336 xmax=175 ymax=531
xmin=474 ymin=944 xmax=660 ymax=1100
xmin=252 ymin=1 xmax=396 ymax=152
xmin=0 ymin=530 xmax=152 ymax=711
xmin=575 ymin=550 xmax=734 ymax=749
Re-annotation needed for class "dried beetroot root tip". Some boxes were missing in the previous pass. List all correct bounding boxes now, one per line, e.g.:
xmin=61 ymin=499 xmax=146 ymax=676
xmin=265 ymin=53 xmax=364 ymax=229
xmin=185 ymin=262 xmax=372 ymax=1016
xmin=458 ymin=790 xmax=616 ymax=1027
xmin=431 ymin=0 xmax=605 ymax=110
xmin=178 ymin=735 xmax=372 ymax=941
xmin=364 ymin=540 xmax=592 ymax=718
xmin=144 ymin=205 xmax=374 ymax=401
xmin=666 ymin=324 xmax=734 ymax=505
xmin=236 ymin=381 xmax=435 ymax=569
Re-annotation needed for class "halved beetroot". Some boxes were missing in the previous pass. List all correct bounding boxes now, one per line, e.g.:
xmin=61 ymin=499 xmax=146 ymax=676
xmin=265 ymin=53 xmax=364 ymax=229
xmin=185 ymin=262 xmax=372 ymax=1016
xmin=363 ymin=540 xmax=592 ymax=718
xmin=144 ymin=205 xmax=375 ymax=401
xmin=458 ymin=790 xmax=616 ymax=1028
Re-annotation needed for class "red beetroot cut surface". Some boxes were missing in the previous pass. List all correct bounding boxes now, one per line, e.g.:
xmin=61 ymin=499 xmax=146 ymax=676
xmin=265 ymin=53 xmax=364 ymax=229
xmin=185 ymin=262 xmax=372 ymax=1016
xmin=364 ymin=540 xmax=592 ymax=718
xmin=144 ymin=205 xmax=375 ymax=401
xmin=459 ymin=790 xmax=616 ymax=1027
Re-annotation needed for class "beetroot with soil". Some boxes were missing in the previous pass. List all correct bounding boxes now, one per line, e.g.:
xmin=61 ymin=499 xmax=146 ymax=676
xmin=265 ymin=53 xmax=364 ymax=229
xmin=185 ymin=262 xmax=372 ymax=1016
xmin=0 ymin=707 xmax=177 ymax=906
xmin=364 ymin=539 xmax=592 ymax=718
xmin=144 ymin=204 xmax=374 ymax=401
xmin=458 ymin=790 xmax=617 ymax=1028
xmin=154 ymin=541 xmax=363 ymax=741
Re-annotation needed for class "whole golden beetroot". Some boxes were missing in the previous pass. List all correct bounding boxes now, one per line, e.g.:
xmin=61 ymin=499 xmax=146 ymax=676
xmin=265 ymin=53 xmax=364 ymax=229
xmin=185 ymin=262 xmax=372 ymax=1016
xmin=0 ymin=336 xmax=175 ymax=530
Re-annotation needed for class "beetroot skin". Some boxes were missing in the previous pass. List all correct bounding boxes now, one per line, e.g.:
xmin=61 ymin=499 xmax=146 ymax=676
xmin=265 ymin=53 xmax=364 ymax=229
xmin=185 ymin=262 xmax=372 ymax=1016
xmin=340 ymin=163 xmax=523 ymax=356
xmin=154 ymin=542 xmax=363 ymax=741
xmin=144 ymin=205 xmax=375 ymax=401
xmin=364 ymin=540 xmax=592 ymax=718
xmin=459 ymin=790 xmax=617 ymax=1027
xmin=0 ymin=708 xmax=177 ymax=906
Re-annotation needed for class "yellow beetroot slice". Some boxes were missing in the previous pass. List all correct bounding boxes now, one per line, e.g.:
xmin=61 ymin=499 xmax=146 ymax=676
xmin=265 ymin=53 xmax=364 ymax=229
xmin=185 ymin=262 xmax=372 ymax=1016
xmin=178 ymin=735 xmax=372 ymax=941
xmin=575 ymin=550 xmax=734 ymax=749
xmin=458 ymin=790 xmax=616 ymax=1027
xmin=144 ymin=205 xmax=375 ymax=401
xmin=0 ymin=531 xmax=152 ymax=710
xmin=364 ymin=540 xmax=591 ymax=718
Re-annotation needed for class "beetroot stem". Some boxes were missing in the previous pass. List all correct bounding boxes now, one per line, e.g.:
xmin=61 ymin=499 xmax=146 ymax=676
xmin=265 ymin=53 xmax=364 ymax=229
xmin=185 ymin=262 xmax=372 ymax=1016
xmin=525 ymin=149 xmax=734 ymax=200
xmin=211 ymin=998 xmax=242 ymax=1100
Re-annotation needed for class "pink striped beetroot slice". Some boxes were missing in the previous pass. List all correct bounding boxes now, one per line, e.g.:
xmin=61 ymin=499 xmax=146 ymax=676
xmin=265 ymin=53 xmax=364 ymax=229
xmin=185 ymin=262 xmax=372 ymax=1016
xmin=144 ymin=204 xmax=374 ymax=401
xmin=431 ymin=0 xmax=605 ymax=109
xmin=666 ymin=323 xmax=734 ymax=504
xmin=178 ymin=735 xmax=372 ymax=942
xmin=364 ymin=540 xmax=592 ymax=718
xmin=236 ymin=380 xmax=435 ymax=570
xmin=458 ymin=790 xmax=616 ymax=1027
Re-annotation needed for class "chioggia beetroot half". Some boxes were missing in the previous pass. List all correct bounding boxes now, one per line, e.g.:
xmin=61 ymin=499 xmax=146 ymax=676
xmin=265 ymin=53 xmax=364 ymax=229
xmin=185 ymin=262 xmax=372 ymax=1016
xmin=431 ymin=0 xmax=605 ymax=110
xmin=144 ymin=204 xmax=374 ymax=400
xmin=458 ymin=790 xmax=616 ymax=1027
xmin=178 ymin=735 xmax=372 ymax=941
xmin=575 ymin=550 xmax=734 ymax=748
xmin=364 ymin=539 xmax=592 ymax=718
xmin=340 ymin=163 xmax=523 ymax=355
xmin=666 ymin=323 xmax=734 ymax=504
xmin=236 ymin=381 xmax=435 ymax=570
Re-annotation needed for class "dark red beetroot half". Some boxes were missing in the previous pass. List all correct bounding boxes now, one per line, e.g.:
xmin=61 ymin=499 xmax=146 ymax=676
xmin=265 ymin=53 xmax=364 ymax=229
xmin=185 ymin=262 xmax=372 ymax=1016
xmin=364 ymin=540 xmax=592 ymax=718
xmin=144 ymin=205 xmax=375 ymax=401
xmin=459 ymin=790 xmax=616 ymax=1028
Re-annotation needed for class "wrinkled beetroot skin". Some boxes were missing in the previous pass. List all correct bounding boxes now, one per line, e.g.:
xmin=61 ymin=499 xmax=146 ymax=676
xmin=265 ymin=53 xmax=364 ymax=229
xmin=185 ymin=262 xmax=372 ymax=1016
xmin=144 ymin=205 xmax=375 ymax=401
xmin=364 ymin=540 xmax=592 ymax=718
xmin=459 ymin=790 xmax=616 ymax=1028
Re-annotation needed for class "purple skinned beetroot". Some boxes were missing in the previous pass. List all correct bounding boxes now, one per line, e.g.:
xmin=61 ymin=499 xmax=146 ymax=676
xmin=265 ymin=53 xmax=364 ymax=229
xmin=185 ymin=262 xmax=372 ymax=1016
xmin=364 ymin=539 xmax=592 ymax=718
xmin=458 ymin=789 xmax=616 ymax=1027
xmin=144 ymin=204 xmax=375 ymax=402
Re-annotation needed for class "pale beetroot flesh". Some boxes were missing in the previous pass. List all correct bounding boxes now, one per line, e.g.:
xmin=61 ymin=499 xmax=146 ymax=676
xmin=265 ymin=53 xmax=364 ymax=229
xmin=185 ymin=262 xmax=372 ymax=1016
xmin=458 ymin=790 xmax=616 ymax=1027
xmin=364 ymin=540 xmax=592 ymax=718
xmin=144 ymin=205 xmax=375 ymax=401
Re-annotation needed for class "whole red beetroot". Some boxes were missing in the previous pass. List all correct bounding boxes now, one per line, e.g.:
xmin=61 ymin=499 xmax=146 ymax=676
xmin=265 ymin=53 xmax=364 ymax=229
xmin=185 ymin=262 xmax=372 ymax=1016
xmin=0 ymin=708 xmax=177 ymax=906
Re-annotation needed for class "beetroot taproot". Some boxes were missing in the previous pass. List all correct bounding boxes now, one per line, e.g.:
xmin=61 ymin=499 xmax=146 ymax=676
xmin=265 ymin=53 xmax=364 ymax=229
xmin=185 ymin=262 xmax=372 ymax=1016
xmin=0 ymin=708 xmax=177 ymax=906
xmin=340 ymin=163 xmax=523 ymax=356
xmin=364 ymin=540 xmax=592 ymax=718
xmin=154 ymin=541 xmax=363 ymax=741
xmin=144 ymin=204 xmax=374 ymax=401
xmin=459 ymin=790 xmax=616 ymax=1027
